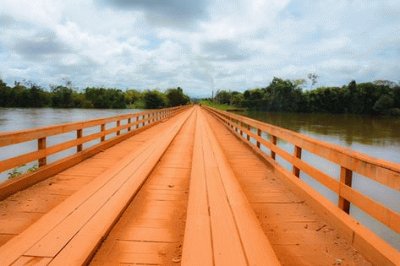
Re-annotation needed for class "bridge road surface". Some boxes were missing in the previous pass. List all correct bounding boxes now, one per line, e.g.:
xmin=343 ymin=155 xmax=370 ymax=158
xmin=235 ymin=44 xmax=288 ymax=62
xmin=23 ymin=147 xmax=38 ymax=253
xmin=0 ymin=106 xmax=372 ymax=265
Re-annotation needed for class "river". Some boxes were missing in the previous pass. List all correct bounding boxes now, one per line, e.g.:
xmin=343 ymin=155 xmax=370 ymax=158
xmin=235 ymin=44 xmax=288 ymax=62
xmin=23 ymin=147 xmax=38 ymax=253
xmin=236 ymin=110 xmax=400 ymax=249
xmin=0 ymin=108 xmax=399 ymax=249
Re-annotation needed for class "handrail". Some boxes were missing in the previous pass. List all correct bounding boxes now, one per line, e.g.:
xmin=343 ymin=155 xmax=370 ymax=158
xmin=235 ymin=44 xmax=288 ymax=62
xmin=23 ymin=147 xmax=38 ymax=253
xmin=0 ymin=106 xmax=186 ymax=178
xmin=203 ymin=106 xmax=400 ymax=235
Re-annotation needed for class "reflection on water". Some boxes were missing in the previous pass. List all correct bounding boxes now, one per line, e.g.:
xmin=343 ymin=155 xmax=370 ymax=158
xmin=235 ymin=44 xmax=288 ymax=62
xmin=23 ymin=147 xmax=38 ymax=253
xmin=0 ymin=108 xmax=141 ymax=132
xmin=241 ymin=111 xmax=400 ymax=163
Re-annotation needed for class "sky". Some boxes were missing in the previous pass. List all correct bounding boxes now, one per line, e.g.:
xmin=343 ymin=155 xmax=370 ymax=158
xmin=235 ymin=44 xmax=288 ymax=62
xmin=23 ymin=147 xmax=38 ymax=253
xmin=0 ymin=0 xmax=399 ymax=97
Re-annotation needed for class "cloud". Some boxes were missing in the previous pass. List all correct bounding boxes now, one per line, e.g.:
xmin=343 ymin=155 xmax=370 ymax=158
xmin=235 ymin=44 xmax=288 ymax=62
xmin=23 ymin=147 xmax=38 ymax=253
xmin=200 ymin=39 xmax=252 ymax=62
xmin=0 ymin=0 xmax=399 ymax=97
xmin=13 ymin=31 xmax=71 ymax=60
xmin=101 ymin=0 xmax=210 ymax=28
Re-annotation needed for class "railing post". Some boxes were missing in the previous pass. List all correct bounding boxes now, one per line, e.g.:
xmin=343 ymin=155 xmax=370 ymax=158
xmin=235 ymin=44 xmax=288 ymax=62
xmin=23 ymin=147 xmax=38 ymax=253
xmin=77 ymin=129 xmax=83 ymax=152
xmin=136 ymin=116 xmax=140 ymax=129
xmin=292 ymin=145 xmax=302 ymax=177
xmin=256 ymin=128 xmax=261 ymax=148
xmin=100 ymin=124 xmax=105 ymax=142
xmin=246 ymin=124 xmax=250 ymax=141
xmin=240 ymin=122 xmax=243 ymax=136
xmin=38 ymin=137 xmax=47 ymax=167
xmin=338 ymin=167 xmax=353 ymax=214
xmin=128 ymin=118 xmax=131 ymax=132
xmin=116 ymin=120 xmax=121 ymax=136
xmin=270 ymin=135 xmax=277 ymax=160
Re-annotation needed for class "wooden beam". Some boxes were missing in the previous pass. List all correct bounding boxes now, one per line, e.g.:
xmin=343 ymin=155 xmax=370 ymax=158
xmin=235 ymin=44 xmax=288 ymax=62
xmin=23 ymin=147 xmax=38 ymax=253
xmin=38 ymin=137 xmax=46 ymax=167
xmin=292 ymin=145 xmax=302 ymax=177
xmin=338 ymin=167 xmax=353 ymax=214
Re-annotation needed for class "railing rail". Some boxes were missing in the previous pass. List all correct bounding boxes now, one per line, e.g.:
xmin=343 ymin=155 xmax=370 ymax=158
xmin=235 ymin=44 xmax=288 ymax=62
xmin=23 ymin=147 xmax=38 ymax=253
xmin=0 ymin=106 xmax=186 ymax=182
xmin=204 ymin=106 xmax=400 ymax=235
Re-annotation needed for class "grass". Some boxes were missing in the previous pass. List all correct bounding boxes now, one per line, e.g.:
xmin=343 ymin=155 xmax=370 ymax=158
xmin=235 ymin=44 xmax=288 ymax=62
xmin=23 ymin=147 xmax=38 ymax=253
xmin=199 ymin=100 xmax=245 ymax=111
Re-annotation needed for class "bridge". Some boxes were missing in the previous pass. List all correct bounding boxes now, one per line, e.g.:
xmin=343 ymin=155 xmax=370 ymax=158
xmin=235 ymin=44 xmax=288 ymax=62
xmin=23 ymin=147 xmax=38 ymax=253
xmin=0 ymin=105 xmax=398 ymax=265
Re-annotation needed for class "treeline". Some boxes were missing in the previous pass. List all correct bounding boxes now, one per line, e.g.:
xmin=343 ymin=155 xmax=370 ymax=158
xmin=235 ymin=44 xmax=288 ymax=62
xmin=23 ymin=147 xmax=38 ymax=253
xmin=213 ymin=78 xmax=400 ymax=115
xmin=0 ymin=79 xmax=190 ymax=109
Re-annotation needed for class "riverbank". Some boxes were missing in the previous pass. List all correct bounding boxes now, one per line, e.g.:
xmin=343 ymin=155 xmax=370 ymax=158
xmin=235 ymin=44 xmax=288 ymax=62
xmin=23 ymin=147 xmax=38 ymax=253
xmin=199 ymin=100 xmax=246 ymax=112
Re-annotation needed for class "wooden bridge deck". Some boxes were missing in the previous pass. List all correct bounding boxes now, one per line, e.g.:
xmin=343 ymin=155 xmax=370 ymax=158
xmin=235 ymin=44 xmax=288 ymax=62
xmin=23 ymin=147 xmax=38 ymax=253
xmin=0 ymin=106 xmax=398 ymax=265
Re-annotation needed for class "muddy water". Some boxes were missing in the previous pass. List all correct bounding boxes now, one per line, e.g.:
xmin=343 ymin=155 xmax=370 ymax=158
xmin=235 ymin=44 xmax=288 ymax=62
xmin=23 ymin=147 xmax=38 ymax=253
xmin=0 ymin=108 xmax=399 ymax=249
xmin=237 ymin=110 xmax=400 ymax=249
xmin=0 ymin=108 xmax=141 ymax=182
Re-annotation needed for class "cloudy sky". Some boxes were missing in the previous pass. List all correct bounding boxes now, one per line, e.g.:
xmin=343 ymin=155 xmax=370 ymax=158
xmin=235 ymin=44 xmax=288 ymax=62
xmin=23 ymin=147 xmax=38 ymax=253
xmin=0 ymin=0 xmax=399 ymax=97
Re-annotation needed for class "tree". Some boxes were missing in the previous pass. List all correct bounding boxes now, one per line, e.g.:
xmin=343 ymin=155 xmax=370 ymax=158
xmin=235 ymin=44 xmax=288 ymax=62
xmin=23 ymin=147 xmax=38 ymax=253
xmin=84 ymin=87 xmax=126 ymax=108
xmin=307 ymin=73 xmax=319 ymax=89
xmin=51 ymin=85 xmax=75 ymax=108
xmin=214 ymin=90 xmax=232 ymax=105
xmin=143 ymin=90 xmax=167 ymax=109
xmin=125 ymin=89 xmax=142 ymax=106
xmin=165 ymin=87 xmax=190 ymax=107
xmin=373 ymin=95 xmax=394 ymax=114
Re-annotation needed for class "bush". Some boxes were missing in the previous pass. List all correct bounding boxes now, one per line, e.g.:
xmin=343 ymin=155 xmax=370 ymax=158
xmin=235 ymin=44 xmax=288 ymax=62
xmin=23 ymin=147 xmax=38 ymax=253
xmin=143 ymin=90 xmax=167 ymax=109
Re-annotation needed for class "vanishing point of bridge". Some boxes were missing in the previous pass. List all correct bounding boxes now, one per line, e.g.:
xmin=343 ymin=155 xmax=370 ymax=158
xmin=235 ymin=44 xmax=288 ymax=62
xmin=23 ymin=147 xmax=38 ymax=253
xmin=0 ymin=106 xmax=398 ymax=265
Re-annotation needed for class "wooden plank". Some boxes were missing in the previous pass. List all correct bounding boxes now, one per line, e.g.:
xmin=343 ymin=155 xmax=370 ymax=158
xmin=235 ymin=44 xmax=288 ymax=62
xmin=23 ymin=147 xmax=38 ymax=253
xmin=0 ymin=108 xmax=192 ymax=265
xmin=11 ymin=256 xmax=51 ymax=266
xmin=0 ymin=107 xmax=182 ymax=147
xmin=234 ymin=124 xmax=340 ymax=194
xmin=201 ymin=109 xmax=280 ymax=265
xmin=0 ymin=107 xmax=186 ymax=174
xmin=0 ymin=111 xmax=181 ymax=201
xmin=0 ymin=122 xmax=132 ymax=173
xmin=256 ymin=128 xmax=261 ymax=148
xmin=181 ymin=111 xmax=213 ymax=266
xmin=209 ymin=108 xmax=400 ymax=233
xmin=338 ymin=167 xmax=352 ymax=213
xmin=207 ymin=108 xmax=399 ymax=266
xmin=38 ymin=137 xmax=46 ymax=167
xmin=100 ymin=124 xmax=105 ymax=142
xmin=205 ymin=106 xmax=400 ymax=191
xmin=76 ymin=129 xmax=83 ymax=152
xmin=199 ymin=114 xmax=247 ymax=266
xmin=47 ymin=108 xmax=193 ymax=265
xmin=339 ymin=184 xmax=400 ymax=233
xmin=270 ymin=135 xmax=277 ymax=160
xmin=292 ymin=145 xmax=302 ymax=177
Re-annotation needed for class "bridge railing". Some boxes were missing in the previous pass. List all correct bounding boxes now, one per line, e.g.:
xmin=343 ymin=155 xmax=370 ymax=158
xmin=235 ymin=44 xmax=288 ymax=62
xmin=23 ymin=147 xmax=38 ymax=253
xmin=204 ymin=106 xmax=400 ymax=236
xmin=0 ymin=106 xmax=187 ymax=199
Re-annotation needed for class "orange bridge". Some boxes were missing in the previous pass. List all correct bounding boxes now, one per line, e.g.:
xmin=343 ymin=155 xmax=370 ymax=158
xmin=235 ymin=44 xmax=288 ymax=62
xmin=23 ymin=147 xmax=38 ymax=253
xmin=0 ymin=106 xmax=398 ymax=265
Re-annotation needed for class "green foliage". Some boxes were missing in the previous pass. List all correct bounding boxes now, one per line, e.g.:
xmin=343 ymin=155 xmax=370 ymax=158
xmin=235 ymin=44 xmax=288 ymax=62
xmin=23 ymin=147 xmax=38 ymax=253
xmin=8 ymin=167 xmax=23 ymax=179
xmin=373 ymin=95 xmax=394 ymax=113
xmin=0 ymin=79 xmax=190 ymax=110
xmin=206 ymin=78 xmax=400 ymax=116
xmin=51 ymin=85 xmax=75 ymax=108
xmin=166 ymin=87 xmax=190 ymax=107
xmin=7 ymin=164 xmax=39 ymax=179
xmin=124 ymin=89 xmax=142 ymax=106
xmin=199 ymin=100 xmax=234 ymax=111
xmin=84 ymin=87 xmax=126 ymax=108
xmin=27 ymin=164 xmax=39 ymax=173
xmin=143 ymin=90 xmax=167 ymax=109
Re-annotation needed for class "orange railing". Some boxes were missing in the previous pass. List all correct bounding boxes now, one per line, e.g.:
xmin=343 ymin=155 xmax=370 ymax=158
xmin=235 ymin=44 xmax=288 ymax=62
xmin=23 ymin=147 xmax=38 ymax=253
xmin=204 ymin=106 xmax=400 ymax=235
xmin=0 ymin=106 xmax=187 ymax=198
